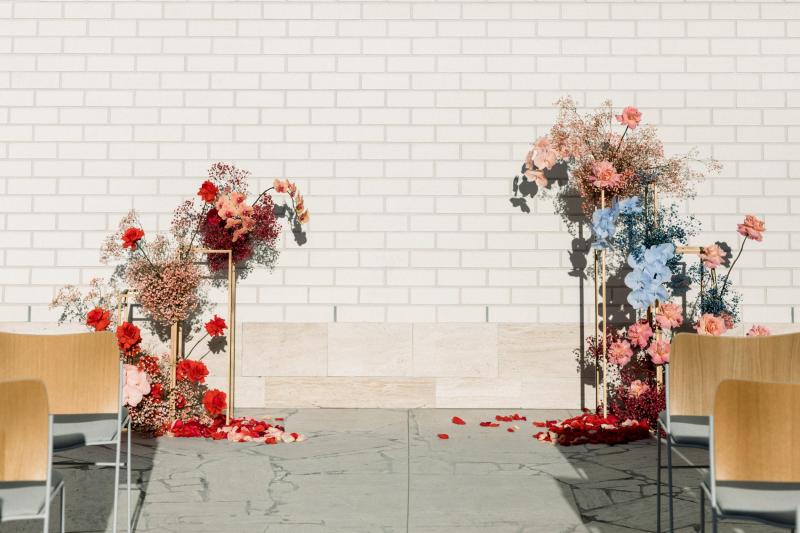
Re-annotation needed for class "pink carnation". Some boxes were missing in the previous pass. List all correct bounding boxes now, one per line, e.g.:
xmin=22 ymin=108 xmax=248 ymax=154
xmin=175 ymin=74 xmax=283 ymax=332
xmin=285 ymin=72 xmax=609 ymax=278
xmin=700 ymin=243 xmax=724 ymax=270
xmin=608 ymin=340 xmax=633 ymax=367
xmin=627 ymin=321 xmax=654 ymax=349
xmin=655 ymin=303 xmax=683 ymax=331
xmin=123 ymin=364 xmax=151 ymax=407
xmin=628 ymin=379 xmax=650 ymax=398
xmin=695 ymin=314 xmax=727 ymax=336
xmin=737 ymin=214 xmax=765 ymax=242
xmin=746 ymin=324 xmax=771 ymax=337
xmin=647 ymin=339 xmax=671 ymax=365
xmin=589 ymin=160 xmax=621 ymax=189
xmin=615 ymin=106 xmax=642 ymax=129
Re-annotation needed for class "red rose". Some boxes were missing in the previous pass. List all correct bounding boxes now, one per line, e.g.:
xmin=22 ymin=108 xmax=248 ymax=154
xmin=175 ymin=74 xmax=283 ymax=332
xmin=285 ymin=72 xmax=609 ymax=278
xmin=197 ymin=180 xmax=219 ymax=203
xmin=176 ymin=359 xmax=209 ymax=383
xmin=204 ymin=315 xmax=227 ymax=337
xmin=121 ymin=227 xmax=144 ymax=249
xmin=116 ymin=322 xmax=141 ymax=354
xmin=149 ymin=383 xmax=163 ymax=403
xmin=86 ymin=307 xmax=111 ymax=331
xmin=202 ymin=389 xmax=227 ymax=416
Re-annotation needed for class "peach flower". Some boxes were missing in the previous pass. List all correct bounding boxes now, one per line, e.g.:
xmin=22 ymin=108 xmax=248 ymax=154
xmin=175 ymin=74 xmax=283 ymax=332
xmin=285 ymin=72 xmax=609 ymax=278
xmin=532 ymin=137 xmax=558 ymax=170
xmin=123 ymin=364 xmax=151 ymax=407
xmin=737 ymin=214 xmax=765 ymax=242
xmin=216 ymin=191 xmax=256 ymax=242
xmin=655 ymin=303 xmax=683 ymax=331
xmin=746 ymin=324 xmax=771 ymax=337
xmin=273 ymin=179 xmax=288 ymax=193
xmin=695 ymin=314 xmax=727 ymax=336
xmin=700 ymin=243 xmax=724 ymax=270
xmin=589 ymin=160 xmax=621 ymax=189
xmin=628 ymin=379 xmax=650 ymax=398
xmin=608 ymin=340 xmax=633 ymax=367
xmin=647 ymin=339 xmax=671 ymax=365
xmin=615 ymin=106 xmax=642 ymax=129
xmin=627 ymin=321 xmax=654 ymax=349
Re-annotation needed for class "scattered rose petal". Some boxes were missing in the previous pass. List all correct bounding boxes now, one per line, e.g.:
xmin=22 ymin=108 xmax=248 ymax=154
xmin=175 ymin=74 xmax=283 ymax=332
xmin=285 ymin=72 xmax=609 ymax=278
xmin=479 ymin=421 xmax=500 ymax=427
xmin=437 ymin=433 xmax=449 ymax=440
xmin=451 ymin=416 xmax=466 ymax=425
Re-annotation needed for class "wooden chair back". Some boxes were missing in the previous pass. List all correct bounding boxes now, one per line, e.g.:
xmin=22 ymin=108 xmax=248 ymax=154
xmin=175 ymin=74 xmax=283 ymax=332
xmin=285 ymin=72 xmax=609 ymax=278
xmin=669 ymin=332 xmax=800 ymax=417
xmin=0 ymin=380 xmax=50 ymax=482
xmin=713 ymin=379 xmax=800 ymax=482
xmin=0 ymin=331 xmax=120 ymax=415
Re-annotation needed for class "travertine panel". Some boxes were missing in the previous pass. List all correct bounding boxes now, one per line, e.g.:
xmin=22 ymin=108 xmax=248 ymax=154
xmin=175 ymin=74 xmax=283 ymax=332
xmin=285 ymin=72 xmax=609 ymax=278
xmin=328 ymin=323 xmax=412 ymax=376
xmin=498 ymin=324 xmax=583 ymax=378
xmin=412 ymin=324 xmax=498 ymax=377
xmin=435 ymin=377 xmax=523 ymax=408
xmin=265 ymin=377 xmax=435 ymax=408
xmin=519 ymin=378 xmax=596 ymax=410
xmin=241 ymin=323 xmax=327 ymax=377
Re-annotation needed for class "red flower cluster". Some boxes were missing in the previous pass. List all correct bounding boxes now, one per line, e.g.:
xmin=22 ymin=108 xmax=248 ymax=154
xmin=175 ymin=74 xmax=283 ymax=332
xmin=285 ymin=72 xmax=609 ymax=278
xmin=116 ymin=322 xmax=142 ymax=357
xmin=533 ymin=410 xmax=651 ymax=446
xmin=204 ymin=315 xmax=227 ymax=337
xmin=176 ymin=359 xmax=209 ymax=383
xmin=202 ymin=389 xmax=227 ymax=416
xmin=86 ymin=307 xmax=111 ymax=331
xmin=197 ymin=180 xmax=218 ymax=203
xmin=122 ymin=227 xmax=144 ymax=249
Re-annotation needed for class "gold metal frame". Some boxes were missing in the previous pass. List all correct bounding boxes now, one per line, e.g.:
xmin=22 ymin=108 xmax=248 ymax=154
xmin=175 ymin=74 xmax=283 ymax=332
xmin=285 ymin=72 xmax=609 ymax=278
xmin=116 ymin=248 xmax=237 ymax=425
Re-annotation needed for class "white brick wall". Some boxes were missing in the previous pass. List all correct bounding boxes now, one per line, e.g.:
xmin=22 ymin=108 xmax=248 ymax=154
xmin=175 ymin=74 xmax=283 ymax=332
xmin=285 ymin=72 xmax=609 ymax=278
xmin=1 ymin=0 xmax=799 ymax=325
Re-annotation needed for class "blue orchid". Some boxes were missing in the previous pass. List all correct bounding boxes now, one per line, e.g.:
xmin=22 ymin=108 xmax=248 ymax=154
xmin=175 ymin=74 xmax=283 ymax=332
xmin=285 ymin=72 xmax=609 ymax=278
xmin=624 ymin=243 xmax=675 ymax=310
xmin=614 ymin=196 xmax=642 ymax=216
xmin=590 ymin=195 xmax=641 ymax=250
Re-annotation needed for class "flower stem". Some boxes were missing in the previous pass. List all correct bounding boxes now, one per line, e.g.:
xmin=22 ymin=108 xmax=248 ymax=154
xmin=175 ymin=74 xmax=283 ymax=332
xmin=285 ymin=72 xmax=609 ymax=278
xmin=720 ymin=239 xmax=746 ymax=296
xmin=252 ymin=186 xmax=276 ymax=207
xmin=185 ymin=331 xmax=209 ymax=359
xmin=613 ymin=125 xmax=629 ymax=158
xmin=183 ymin=204 xmax=209 ymax=260
xmin=135 ymin=241 xmax=160 ymax=276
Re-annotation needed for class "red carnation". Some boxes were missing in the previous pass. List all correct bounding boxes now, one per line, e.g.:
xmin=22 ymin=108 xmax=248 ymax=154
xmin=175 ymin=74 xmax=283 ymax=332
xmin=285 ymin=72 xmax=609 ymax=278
xmin=176 ymin=359 xmax=209 ymax=383
xmin=197 ymin=180 xmax=219 ymax=203
xmin=86 ymin=307 xmax=111 ymax=331
xmin=121 ymin=227 xmax=144 ymax=249
xmin=205 ymin=315 xmax=227 ymax=337
xmin=149 ymin=383 xmax=163 ymax=403
xmin=116 ymin=321 xmax=141 ymax=355
xmin=203 ymin=389 xmax=227 ymax=416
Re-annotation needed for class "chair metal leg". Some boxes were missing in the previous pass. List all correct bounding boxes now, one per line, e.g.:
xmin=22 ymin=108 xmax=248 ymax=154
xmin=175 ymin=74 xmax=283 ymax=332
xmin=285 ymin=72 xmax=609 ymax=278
xmin=43 ymin=498 xmax=49 ymax=533
xmin=656 ymin=433 xmax=662 ymax=533
xmin=60 ymin=484 xmax=66 ymax=533
xmin=112 ymin=432 xmax=121 ymax=533
xmin=699 ymin=486 xmax=705 ymax=533
xmin=667 ymin=436 xmax=674 ymax=532
xmin=127 ymin=418 xmax=132 ymax=533
xmin=711 ymin=505 xmax=718 ymax=533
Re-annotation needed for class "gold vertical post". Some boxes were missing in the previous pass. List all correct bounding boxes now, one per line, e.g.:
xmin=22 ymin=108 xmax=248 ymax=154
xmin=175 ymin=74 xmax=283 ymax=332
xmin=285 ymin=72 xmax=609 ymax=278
xmin=601 ymin=190 xmax=608 ymax=417
xmin=593 ymin=250 xmax=599 ymax=410
xmin=169 ymin=321 xmax=181 ymax=427
xmin=227 ymin=251 xmax=236 ymax=424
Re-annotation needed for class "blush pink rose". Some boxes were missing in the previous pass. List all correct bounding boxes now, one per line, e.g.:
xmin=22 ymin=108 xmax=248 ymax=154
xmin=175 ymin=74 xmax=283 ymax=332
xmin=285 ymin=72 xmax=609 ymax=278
xmin=655 ymin=303 xmax=683 ymax=331
xmin=746 ymin=324 xmax=771 ymax=337
xmin=589 ymin=160 xmax=621 ymax=189
xmin=647 ymin=339 xmax=671 ymax=365
xmin=700 ymin=243 xmax=724 ymax=270
xmin=123 ymin=364 xmax=151 ymax=407
xmin=615 ymin=106 xmax=642 ymax=129
xmin=695 ymin=314 xmax=727 ymax=336
xmin=627 ymin=321 xmax=654 ymax=349
xmin=628 ymin=379 xmax=650 ymax=398
xmin=608 ymin=340 xmax=634 ymax=367
xmin=737 ymin=214 xmax=765 ymax=242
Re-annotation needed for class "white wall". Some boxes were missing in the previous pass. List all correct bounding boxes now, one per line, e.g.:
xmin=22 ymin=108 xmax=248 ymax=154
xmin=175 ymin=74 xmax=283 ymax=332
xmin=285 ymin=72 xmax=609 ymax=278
xmin=1 ymin=0 xmax=799 ymax=326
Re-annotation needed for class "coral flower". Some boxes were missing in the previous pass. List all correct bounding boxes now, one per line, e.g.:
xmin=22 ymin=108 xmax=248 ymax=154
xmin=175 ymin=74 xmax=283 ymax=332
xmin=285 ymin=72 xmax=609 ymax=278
xmin=627 ymin=321 xmax=654 ymax=348
xmin=176 ymin=359 xmax=209 ymax=383
xmin=615 ymin=106 xmax=642 ymax=129
xmin=647 ymin=339 xmax=671 ymax=365
xmin=121 ymin=227 xmax=145 ymax=249
xmin=123 ymin=364 xmax=151 ymax=407
xmin=532 ymin=136 xmax=558 ymax=170
xmin=747 ymin=324 xmax=771 ymax=337
xmin=695 ymin=314 xmax=727 ymax=336
xmin=205 ymin=315 xmax=227 ymax=337
xmin=737 ymin=214 xmax=765 ymax=242
xmin=589 ymin=160 xmax=621 ymax=189
xmin=608 ymin=340 xmax=633 ymax=367
xmin=273 ymin=179 xmax=288 ymax=193
xmin=203 ymin=389 xmax=227 ymax=416
xmin=86 ymin=307 xmax=111 ymax=331
xmin=628 ymin=379 xmax=650 ymax=398
xmin=197 ymin=180 xmax=218 ymax=203
xmin=655 ymin=303 xmax=683 ymax=331
xmin=700 ymin=243 xmax=724 ymax=269
xmin=296 ymin=209 xmax=310 ymax=224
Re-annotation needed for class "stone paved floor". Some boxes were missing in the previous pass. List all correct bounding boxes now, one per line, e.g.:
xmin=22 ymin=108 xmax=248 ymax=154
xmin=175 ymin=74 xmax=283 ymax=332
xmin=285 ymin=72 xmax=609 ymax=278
xmin=1 ymin=409 xmax=784 ymax=532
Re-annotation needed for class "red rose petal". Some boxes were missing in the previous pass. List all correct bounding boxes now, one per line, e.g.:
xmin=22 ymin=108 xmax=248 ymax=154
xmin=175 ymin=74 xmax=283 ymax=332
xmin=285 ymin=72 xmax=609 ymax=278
xmin=479 ymin=421 xmax=500 ymax=427
xmin=437 ymin=433 xmax=449 ymax=440
xmin=507 ymin=427 xmax=515 ymax=433
xmin=451 ymin=416 xmax=466 ymax=425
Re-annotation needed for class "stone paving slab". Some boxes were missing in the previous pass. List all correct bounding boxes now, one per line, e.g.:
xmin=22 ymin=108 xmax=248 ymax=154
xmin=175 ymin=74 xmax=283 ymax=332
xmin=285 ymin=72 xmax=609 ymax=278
xmin=0 ymin=409 xmax=785 ymax=533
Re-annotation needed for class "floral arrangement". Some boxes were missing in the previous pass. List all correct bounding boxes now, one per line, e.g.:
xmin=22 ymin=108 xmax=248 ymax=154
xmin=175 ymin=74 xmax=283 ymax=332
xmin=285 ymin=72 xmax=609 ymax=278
xmin=51 ymin=163 xmax=309 ymax=444
xmin=511 ymin=98 xmax=768 ymax=442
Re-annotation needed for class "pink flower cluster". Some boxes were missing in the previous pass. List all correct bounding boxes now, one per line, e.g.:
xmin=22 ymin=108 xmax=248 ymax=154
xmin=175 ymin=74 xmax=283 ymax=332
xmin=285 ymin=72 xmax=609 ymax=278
xmin=695 ymin=313 xmax=727 ymax=336
xmin=123 ymin=364 xmax=152 ymax=407
xmin=523 ymin=136 xmax=558 ymax=188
